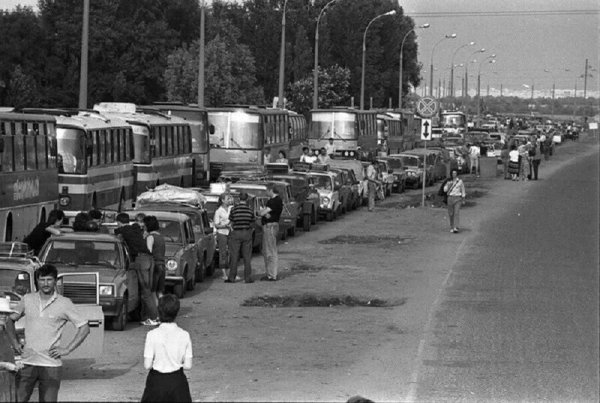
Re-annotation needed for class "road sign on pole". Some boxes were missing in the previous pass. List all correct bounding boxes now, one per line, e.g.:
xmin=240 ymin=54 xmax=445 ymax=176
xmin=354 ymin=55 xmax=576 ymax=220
xmin=416 ymin=96 xmax=439 ymax=118
xmin=421 ymin=119 xmax=432 ymax=141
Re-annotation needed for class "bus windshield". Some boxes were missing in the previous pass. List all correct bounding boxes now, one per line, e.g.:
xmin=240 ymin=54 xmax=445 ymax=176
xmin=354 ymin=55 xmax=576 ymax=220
xmin=309 ymin=112 xmax=356 ymax=140
xmin=209 ymin=112 xmax=261 ymax=149
xmin=441 ymin=113 xmax=466 ymax=129
xmin=56 ymin=128 xmax=86 ymax=174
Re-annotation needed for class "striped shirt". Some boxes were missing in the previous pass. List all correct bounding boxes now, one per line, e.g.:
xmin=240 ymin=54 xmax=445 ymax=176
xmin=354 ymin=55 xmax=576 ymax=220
xmin=229 ymin=203 xmax=254 ymax=230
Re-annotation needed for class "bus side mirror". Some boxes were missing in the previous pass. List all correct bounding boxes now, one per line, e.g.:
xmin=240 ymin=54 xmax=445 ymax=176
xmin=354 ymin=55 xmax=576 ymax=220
xmin=209 ymin=124 xmax=215 ymax=135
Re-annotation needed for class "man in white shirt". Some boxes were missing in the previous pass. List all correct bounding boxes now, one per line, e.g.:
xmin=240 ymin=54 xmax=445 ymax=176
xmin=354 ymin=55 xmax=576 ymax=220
xmin=213 ymin=194 xmax=233 ymax=280
xmin=468 ymin=143 xmax=480 ymax=176
xmin=366 ymin=160 xmax=378 ymax=212
xmin=324 ymin=138 xmax=336 ymax=157
xmin=299 ymin=147 xmax=317 ymax=163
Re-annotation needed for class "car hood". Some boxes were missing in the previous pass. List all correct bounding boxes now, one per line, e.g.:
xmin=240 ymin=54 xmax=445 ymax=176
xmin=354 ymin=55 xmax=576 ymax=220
xmin=52 ymin=264 xmax=122 ymax=283
xmin=164 ymin=243 xmax=184 ymax=257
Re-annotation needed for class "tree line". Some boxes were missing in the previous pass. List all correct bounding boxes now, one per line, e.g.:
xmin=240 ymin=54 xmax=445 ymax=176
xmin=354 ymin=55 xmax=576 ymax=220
xmin=0 ymin=0 xmax=423 ymax=115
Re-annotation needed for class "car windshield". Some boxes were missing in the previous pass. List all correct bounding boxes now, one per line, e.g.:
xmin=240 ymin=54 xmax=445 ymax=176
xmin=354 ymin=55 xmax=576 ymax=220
xmin=309 ymin=175 xmax=333 ymax=190
xmin=42 ymin=240 xmax=121 ymax=268
xmin=384 ymin=158 xmax=404 ymax=169
xmin=159 ymin=220 xmax=182 ymax=243
xmin=399 ymin=155 xmax=422 ymax=167
xmin=0 ymin=269 xmax=32 ymax=298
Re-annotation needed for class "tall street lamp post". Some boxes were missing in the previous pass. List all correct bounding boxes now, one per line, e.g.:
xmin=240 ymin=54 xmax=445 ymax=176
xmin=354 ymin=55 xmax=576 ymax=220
xmin=399 ymin=23 xmax=429 ymax=108
xmin=313 ymin=0 xmax=338 ymax=110
xmin=197 ymin=0 xmax=206 ymax=107
xmin=78 ymin=0 xmax=90 ymax=109
xmin=477 ymin=55 xmax=495 ymax=126
xmin=543 ymin=68 xmax=556 ymax=119
xmin=277 ymin=0 xmax=288 ymax=108
xmin=360 ymin=10 xmax=397 ymax=110
xmin=464 ymin=48 xmax=484 ymax=98
xmin=429 ymin=33 xmax=456 ymax=96
xmin=450 ymin=41 xmax=474 ymax=98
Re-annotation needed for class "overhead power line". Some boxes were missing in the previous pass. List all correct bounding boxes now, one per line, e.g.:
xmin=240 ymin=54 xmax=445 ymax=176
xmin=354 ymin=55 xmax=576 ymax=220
xmin=408 ymin=10 xmax=600 ymax=18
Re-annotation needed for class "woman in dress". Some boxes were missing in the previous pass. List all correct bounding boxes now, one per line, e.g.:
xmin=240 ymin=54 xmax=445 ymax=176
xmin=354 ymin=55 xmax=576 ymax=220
xmin=0 ymin=297 xmax=23 ymax=402
xmin=141 ymin=295 xmax=192 ymax=402
xmin=508 ymin=144 xmax=520 ymax=181
xmin=443 ymin=169 xmax=466 ymax=233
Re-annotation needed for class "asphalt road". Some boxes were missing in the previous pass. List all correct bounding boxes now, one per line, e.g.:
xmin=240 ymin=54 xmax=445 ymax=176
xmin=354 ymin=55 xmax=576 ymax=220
xmin=410 ymin=148 xmax=600 ymax=401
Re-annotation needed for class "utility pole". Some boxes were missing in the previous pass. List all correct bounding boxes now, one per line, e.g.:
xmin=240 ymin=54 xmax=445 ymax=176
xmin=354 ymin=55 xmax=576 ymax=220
xmin=197 ymin=0 xmax=205 ymax=107
xmin=78 ymin=0 xmax=89 ymax=109
xmin=583 ymin=58 xmax=589 ymax=99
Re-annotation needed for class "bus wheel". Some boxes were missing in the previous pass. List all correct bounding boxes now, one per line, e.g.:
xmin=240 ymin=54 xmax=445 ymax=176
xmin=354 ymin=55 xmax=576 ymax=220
xmin=303 ymin=214 xmax=311 ymax=231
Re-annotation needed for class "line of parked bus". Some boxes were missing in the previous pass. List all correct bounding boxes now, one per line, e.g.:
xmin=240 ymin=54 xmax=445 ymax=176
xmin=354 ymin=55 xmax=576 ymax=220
xmin=0 ymin=103 xmax=424 ymax=242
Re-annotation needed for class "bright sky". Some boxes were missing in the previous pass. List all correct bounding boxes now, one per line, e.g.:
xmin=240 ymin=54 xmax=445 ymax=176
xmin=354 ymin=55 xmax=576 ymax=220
xmin=5 ymin=0 xmax=599 ymax=96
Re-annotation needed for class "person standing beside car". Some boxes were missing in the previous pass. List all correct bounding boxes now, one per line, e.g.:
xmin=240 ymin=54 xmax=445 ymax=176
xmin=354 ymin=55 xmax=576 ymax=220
xmin=530 ymin=140 xmax=542 ymax=180
xmin=8 ymin=264 xmax=90 ymax=402
xmin=214 ymin=194 xmax=233 ymax=280
xmin=115 ymin=213 xmax=158 ymax=326
xmin=227 ymin=193 xmax=255 ymax=283
xmin=260 ymin=186 xmax=283 ymax=281
xmin=144 ymin=216 xmax=166 ymax=304
xmin=23 ymin=209 xmax=65 ymax=256
xmin=366 ymin=160 xmax=378 ymax=212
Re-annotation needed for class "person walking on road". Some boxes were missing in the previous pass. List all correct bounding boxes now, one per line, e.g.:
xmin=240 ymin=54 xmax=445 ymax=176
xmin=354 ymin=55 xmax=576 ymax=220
xmin=260 ymin=185 xmax=283 ymax=281
xmin=141 ymin=295 xmax=192 ymax=403
xmin=366 ymin=160 xmax=378 ymax=212
xmin=517 ymin=140 xmax=530 ymax=181
xmin=8 ymin=264 xmax=90 ymax=402
xmin=115 ymin=213 xmax=159 ymax=326
xmin=530 ymin=141 xmax=542 ymax=180
xmin=144 ymin=216 xmax=167 ymax=303
xmin=443 ymin=169 xmax=466 ymax=233
xmin=468 ymin=143 xmax=480 ymax=176
xmin=227 ymin=193 xmax=255 ymax=283
xmin=213 ymin=194 xmax=233 ymax=280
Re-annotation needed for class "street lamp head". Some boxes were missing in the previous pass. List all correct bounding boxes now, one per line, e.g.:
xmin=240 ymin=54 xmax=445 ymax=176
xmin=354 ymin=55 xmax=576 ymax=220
xmin=420 ymin=23 xmax=431 ymax=28
xmin=478 ymin=48 xmax=485 ymax=53
xmin=469 ymin=41 xmax=475 ymax=45
xmin=383 ymin=10 xmax=397 ymax=16
xmin=447 ymin=33 xmax=457 ymax=38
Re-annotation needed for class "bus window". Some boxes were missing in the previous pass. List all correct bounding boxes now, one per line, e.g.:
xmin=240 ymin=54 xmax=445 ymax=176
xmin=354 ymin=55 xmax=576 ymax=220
xmin=132 ymin=127 xmax=151 ymax=164
xmin=56 ymin=128 xmax=86 ymax=174
xmin=104 ymin=130 xmax=112 ymax=163
xmin=26 ymin=136 xmax=37 ymax=170
xmin=98 ymin=130 xmax=107 ymax=165
xmin=1 ymin=135 xmax=14 ymax=171
xmin=14 ymin=135 xmax=25 ymax=171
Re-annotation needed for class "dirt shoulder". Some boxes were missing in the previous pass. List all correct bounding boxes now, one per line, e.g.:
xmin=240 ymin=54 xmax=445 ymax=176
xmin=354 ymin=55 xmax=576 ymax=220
xmin=56 ymin=136 xmax=599 ymax=402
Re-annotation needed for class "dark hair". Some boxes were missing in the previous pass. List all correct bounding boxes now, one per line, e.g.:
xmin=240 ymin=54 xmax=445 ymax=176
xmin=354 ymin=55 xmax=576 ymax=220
xmin=270 ymin=185 xmax=280 ymax=194
xmin=278 ymin=150 xmax=286 ymax=158
xmin=116 ymin=213 xmax=130 ymax=224
xmin=158 ymin=294 xmax=180 ymax=323
xmin=302 ymin=146 xmax=309 ymax=152
xmin=73 ymin=212 xmax=91 ymax=231
xmin=451 ymin=168 xmax=459 ymax=176
xmin=218 ymin=193 xmax=230 ymax=206
xmin=510 ymin=144 xmax=517 ymax=150
xmin=239 ymin=192 xmax=249 ymax=201
xmin=143 ymin=216 xmax=159 ymax=232
xmin=135 ymin=213 xmax=146 ymax=222
xmin=47 ymin=209 xmax=65 ymax=225
xmin=88 ymin=209 xmax=102 ymax=220
xmin=36 ymin=264 xmax=58 ymax=280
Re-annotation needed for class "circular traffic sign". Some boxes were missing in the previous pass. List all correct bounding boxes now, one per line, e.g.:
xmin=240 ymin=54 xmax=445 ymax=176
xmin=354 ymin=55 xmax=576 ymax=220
xmin=416 ymin=96 xmax=439 ymax=118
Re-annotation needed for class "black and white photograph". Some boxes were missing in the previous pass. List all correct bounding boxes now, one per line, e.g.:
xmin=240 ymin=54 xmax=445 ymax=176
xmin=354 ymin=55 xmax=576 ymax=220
xmin=0 ymin=0 xmax=598 ymax=401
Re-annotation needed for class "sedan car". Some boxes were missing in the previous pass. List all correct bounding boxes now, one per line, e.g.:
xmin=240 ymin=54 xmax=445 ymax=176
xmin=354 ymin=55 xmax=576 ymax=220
xmin=377 ymin=156 xmax=407 ymax=193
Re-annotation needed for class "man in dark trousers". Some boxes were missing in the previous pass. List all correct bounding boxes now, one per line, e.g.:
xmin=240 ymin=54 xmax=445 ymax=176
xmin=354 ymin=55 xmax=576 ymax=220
xmin=227 ymin=193 xmax=255 ymax=283
xmin=260 ymin=185 xmax=283 ymax=281
xmin=115 ymin=213 xmax=158 ymax=325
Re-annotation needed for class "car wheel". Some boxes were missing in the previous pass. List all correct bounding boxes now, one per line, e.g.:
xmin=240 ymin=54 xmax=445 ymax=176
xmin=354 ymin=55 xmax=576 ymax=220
xmin=174 ymin=273 xmax=186 ymax=298
xmin=195 ymin=259 xmax=205 ymax=283
xmin=326 ymin=211 xmax=333 ymax=221
xmin=111 ymin=296 xmax=128 ymax=331
xmin=188 ymin=266 xmax=197 ymax=290
xmin=303 ymin=214 xmax=311 ymax=231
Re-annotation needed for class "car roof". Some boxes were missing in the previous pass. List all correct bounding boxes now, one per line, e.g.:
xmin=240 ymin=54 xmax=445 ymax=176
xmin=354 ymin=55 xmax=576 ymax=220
xmin=49 ymin=232 xmax=121 ymax=242
xmin=124 ymin=210 xmax=190 ymax=222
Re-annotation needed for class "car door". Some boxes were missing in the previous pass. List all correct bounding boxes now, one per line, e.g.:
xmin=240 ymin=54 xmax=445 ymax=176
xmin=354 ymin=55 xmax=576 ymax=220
xmin=182 ymin=220 xmax=197 ymax=282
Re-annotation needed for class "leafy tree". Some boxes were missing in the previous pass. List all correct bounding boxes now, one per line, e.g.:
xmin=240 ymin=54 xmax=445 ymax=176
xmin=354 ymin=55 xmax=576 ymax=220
xmin=164 ymin=20 xmax=264 ymax=106
xmin=286 ymin=64 xmax=351 ymax=115
xmin=5 ymin=65 xmax=40 ymax=108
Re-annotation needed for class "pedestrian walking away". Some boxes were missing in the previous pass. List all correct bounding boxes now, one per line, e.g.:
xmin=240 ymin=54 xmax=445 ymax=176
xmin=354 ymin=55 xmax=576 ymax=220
xmin=260 ymin=185 xmax=283 ymax=281
xmin=213 ymin=194 xmax=233 ymax=280
xmin=0 ymin=298 xmax=23 ymax=403
xmin=115 ymin=213 xmax=159 ymax=326
xmin=227 ymin=193 xmax=255 ymax=283
xmin=531 ymin=140 xmax=542 ymax=180
xmin=7 ymin=264 xmax=90 ymax=402
xmin=517 ymin=141 xmax=530 ymax=181
xmin=141 ymin=295 xmax=192 ymax=402
xmin=443 ymin=169 xmax=466 ymax=233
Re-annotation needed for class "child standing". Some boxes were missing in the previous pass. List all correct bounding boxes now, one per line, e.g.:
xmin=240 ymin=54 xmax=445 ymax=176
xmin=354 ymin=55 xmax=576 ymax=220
xmin=141 ymin=295 xmax=192 ymax=402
